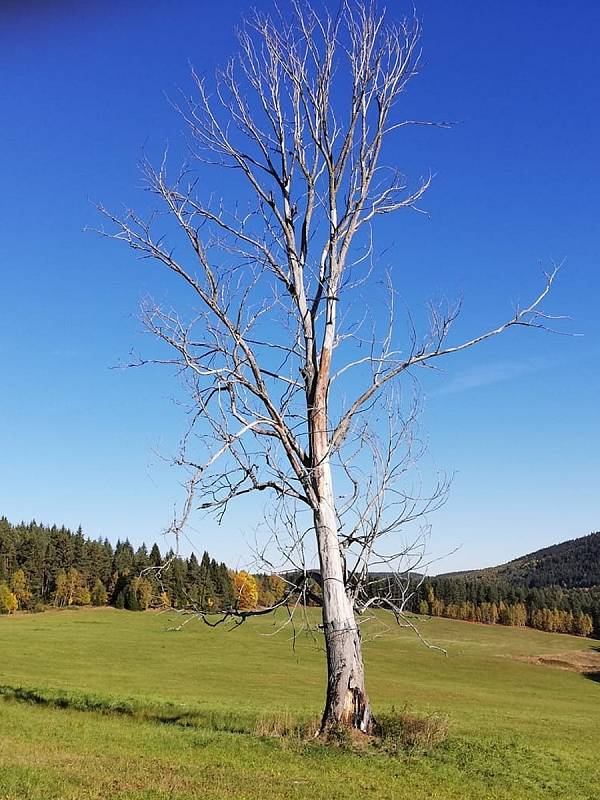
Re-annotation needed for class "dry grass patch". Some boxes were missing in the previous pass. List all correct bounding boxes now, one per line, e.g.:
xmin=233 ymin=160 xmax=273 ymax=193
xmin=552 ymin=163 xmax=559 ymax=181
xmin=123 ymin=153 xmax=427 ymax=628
xmin=518 ymin=650 xmax=600 ymax=674
xmin=374 ymin=708 xmax=450 ymax=755
xmin=254 ymin=707 xmax=450 ymax=756
xmin=254 ymin=711 xmax=320 ymax=740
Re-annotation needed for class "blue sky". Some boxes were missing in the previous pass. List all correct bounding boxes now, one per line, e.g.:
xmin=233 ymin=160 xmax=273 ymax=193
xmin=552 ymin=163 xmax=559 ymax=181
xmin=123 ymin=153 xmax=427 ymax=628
xmin=1 ymin=0 xmax=598 ymax=571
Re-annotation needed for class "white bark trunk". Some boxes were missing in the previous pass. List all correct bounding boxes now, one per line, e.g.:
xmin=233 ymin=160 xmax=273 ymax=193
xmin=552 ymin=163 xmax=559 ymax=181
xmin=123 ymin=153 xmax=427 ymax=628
xmin=314 ymin=458 xmax=373 ymax=732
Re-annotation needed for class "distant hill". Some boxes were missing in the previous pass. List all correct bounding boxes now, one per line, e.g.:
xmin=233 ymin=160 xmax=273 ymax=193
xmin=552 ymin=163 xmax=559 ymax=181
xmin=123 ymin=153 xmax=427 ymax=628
xmin=441 ymin=531 xmax=600 ymax=589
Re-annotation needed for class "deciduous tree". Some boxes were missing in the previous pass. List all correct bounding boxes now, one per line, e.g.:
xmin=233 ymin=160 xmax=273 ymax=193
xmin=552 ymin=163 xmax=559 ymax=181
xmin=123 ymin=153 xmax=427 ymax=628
xmin=91 ymin=578 xmax=108 ymax=607
xmin=232 ymin=571 xmax=259 ymax=611
xmin=10 ymin=569 xmax=31 ymax=610
xmin=0 ymin=583 xmax=18 ymax=614
xmin=101 ymin=0 xmax=562 ymax=731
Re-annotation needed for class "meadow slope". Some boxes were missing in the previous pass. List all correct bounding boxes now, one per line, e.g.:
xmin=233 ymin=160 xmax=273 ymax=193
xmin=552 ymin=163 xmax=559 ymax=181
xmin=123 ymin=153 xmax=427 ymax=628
xmin=0 ymin=608 xmax=598 ymax=799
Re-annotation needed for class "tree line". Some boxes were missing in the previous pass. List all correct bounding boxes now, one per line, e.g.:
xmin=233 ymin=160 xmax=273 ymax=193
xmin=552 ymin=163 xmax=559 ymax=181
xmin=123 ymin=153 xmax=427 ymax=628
xmin=400 ymin=576 xmax=598 ymax=637
xmin=0 ymin=517 xmax=284 ymax=615
xmin=2 ymin=516 xmax=597 ymax=638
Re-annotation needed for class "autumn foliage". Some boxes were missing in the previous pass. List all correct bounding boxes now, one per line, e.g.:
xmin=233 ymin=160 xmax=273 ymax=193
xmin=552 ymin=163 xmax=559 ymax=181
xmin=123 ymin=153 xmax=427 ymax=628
xmin=0 ymin=583 xmax=18 ymax=614
xmin=232 ymin=571 xmax=258 ymax=610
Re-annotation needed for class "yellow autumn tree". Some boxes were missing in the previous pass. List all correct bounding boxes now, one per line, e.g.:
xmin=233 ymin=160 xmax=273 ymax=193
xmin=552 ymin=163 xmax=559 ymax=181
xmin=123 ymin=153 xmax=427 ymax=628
xmin=232 ymin=571 xmax=258 ymax=610
xmin=159 ymin=590 xmax=170 ymax=608
xmin=54 ymin=568 xmax=90 ymax=606
xmin=10 ymin=569 xmax=31 ymax=610
xmin=135 ymin=577 xmax=153 ymax=610
xmin=54 ymin=570 xmax=70 ymax=607
xmin=71 ymin=570 xmax=91 ymax=606
xmin=0 ymin=582 xmax=18 ymax=615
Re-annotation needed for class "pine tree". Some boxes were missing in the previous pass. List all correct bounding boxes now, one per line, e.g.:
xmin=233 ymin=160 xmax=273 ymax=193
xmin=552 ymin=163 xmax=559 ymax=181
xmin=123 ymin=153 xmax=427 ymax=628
xmin=125 ymin=578 xmax=141 ymax=611
xmin=134 ymin=544 xmax=150 ymax=573
xmin=149 ymin=543 xmax=162 ymax=567
xmin=72 ymin=526 xmax=88 ymax=574
xmin=113 ymin=540 xmax=135 ymax=575
xmin=214 ymin=563 xmax=235 ymax=609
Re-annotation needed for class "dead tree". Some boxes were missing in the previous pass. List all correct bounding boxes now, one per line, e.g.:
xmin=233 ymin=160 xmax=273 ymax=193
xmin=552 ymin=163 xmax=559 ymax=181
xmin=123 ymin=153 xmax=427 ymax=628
xmin=99 ymin=0 xmax=562 ymax=733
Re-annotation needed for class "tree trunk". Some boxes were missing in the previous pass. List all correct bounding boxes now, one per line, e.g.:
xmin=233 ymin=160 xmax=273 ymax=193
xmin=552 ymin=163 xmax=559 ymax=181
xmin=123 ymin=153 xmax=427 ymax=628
xmin=314 ymin=459 xmax=374 ymax=733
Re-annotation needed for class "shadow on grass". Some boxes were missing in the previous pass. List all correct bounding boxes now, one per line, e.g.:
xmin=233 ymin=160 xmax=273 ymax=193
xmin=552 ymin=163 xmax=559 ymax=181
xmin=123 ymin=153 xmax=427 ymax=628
xmin=584 ymin=671 xmax=600 ymax=683
xmin=0 ymin=684 xmax=253 ymax=734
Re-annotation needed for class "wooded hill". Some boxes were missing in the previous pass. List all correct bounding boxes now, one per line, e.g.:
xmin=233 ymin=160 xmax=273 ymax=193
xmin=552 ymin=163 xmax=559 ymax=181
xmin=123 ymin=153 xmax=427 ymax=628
xmin=439 ymin=531 xmax=600 ymax=589
xmin=399 ymin=531 xmax=600 ymax=638
xmin=1 ymin=515 xmax=598 ymax=638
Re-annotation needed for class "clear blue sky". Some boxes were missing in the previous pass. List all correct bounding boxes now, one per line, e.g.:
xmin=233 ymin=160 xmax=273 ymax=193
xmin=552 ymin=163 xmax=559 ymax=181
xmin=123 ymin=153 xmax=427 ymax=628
xmin=1 ymin=1 xmax=598 ymax=571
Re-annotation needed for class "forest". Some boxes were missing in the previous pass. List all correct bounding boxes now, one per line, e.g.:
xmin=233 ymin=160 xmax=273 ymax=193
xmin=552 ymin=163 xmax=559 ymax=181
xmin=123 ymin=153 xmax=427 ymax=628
xmin=405 ymin=576 xmax=598 ymax=637
xmin=0 ymin=516 xmax=283 ymax=615
xmin=1 ymin=516 xmax=597 ymax=637
xmin=441 ymin=531 xmax=600 ymax=589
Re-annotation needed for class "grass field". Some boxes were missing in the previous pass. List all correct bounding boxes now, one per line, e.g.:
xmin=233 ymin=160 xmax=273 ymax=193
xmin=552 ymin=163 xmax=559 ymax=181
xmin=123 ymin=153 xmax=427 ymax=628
xmin=0 ymin=607 xmax=598 ymax=799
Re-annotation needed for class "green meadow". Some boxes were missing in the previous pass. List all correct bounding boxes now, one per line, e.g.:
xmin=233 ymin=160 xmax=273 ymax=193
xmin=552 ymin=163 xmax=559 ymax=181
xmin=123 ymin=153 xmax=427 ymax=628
xmin=0 ymin=607 xmax=598 ymax=799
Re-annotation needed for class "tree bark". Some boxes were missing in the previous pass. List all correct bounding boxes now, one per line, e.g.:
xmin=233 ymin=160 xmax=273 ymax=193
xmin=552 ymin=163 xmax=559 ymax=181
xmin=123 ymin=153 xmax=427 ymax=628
xmin=314 ymin=459 xmax=374 ymax=733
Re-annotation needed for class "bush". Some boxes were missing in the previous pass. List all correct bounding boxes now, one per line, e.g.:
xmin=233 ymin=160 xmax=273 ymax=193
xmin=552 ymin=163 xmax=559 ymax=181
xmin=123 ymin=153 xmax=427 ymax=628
xmin=375 ymin=707 xmax=449 ymax=754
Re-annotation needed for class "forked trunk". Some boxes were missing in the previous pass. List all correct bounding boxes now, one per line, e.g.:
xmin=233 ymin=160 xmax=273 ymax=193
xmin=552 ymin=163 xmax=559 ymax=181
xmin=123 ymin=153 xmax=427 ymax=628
xmin=314 ymin=463 xmax=374 ymax=733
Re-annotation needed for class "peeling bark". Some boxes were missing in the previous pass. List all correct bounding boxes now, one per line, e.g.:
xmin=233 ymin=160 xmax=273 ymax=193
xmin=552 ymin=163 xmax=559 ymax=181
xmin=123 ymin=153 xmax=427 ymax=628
xmin=313 ymin=458 xmax=373 ymax=733
xmin=321 ymin=610 xmax=373 ymax=732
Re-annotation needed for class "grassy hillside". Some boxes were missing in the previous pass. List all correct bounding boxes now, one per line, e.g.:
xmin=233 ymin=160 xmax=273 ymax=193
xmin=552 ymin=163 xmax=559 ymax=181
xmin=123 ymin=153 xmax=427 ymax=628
xmin=0 ymin=607 xmax=598 ymax=799
xmin=441 ymin=531 xmax=600 ymax=588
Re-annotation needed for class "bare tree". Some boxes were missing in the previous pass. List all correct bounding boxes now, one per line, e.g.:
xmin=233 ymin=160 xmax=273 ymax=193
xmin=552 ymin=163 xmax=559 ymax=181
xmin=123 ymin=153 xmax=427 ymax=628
xmin=99 ymin=0 xmax=562 ymax=733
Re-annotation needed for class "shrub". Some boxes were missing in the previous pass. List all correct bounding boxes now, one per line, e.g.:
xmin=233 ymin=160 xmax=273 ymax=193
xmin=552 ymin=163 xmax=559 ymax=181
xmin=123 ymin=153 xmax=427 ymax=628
xmin=375 ymin=707 xmax=449 ymax=754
